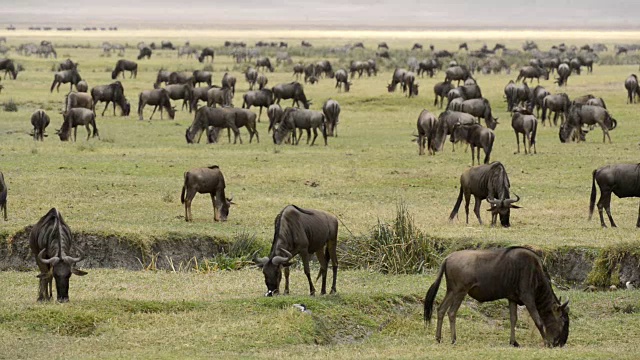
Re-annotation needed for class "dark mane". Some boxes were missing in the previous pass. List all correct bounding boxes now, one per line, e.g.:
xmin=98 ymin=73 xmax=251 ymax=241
xmin=208 ymin=165 xmax=219 ymax=169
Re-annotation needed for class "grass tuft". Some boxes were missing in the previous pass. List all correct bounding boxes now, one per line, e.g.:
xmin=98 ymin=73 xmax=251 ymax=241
xmin=3 ymin=98 xmax=18 ymax=112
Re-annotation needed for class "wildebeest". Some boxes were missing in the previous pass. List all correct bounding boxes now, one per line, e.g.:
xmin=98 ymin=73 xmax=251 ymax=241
xmin=76 ymin=80 xmax=88 ymax=93
xmin=273 ymin=82 xmax=310 ymax=109
xmin=416 ymin=109 xmax=438 ymax=155
xmin=418 ymin=59 xmax=439 ymax=78
xmin=185 ymin=107 xmax=239 ymax=144
xmin=624 ymin=74 xmax=638 ymax=104
xmin=210 ymin=108 xmax=259 ymax=144
xmin=267 ymin=104 xmax=284 ymax=133
xmin=255 ymin=56 xmax=274 ymax=72
xmin=198 ymin=47 xmax=215 ymax=63
xmin=273 ymin=108 xmax=326 ymax=146
xmin=556 ymin=63 xmax=571 ymax=86
xmin=138 ymin=88 xmax=176 ymax=120
xmin=424 ymin=247 xmax=569 ymax=346
xmin=156 ymin=69 xmax=171 ymax=86
xmin=432 ymin=110 xmax=477 ymax=152
xmin=450 ymin=122 xmax=495 ymax=165
xmin=30 ymin=208 xmax=88 ymax=302
xmin=192 ymin=70 xmax=212 ymax=87
xmin=181 ymin=166 xmax=233 ymax=222
xmin=165 ymin=83 xmax=194 ymax=112
xmin=315 ymin=60 xmax=334 ymax=78
xmin=434 ymin=80 xmax=453 ymax=108
xmin=221 ymin=72 xmax=236 ymax=95
xmin=189 ymin=85 xmax=212 ymax=111
xmin=322 ymin=99 xmax=340 ymax=137
xmin=511 ymin=107 xmax=538 ymax=154
xmin=445 ymin=66 xmax=473 ymax=86
xmin=111 ymin=59 xmax=137 ymax=79
xmin=50 ymin=69 xmax=82 ymax=92
xmin=245 ymin=67 xmax=258 ymax=90
xmin=412 ymin=43 xmax=423 ymax=51
xmin=57 ymin=108 xmax=99 ymax=141
xmin=31 ymin=109 xmax=50 ymax=141
xmin=292 ymin=63 xmax=304 ymax=79
xmin=91 ymin=81 xmax=129 ymax=116
xmin=301 ymin=40 xmax=312 ymax=48
xmin=160 ymin=40 xmax=175 ymax=50
xmin=58 ymin=58 xmax=77 ymax=71
xmin=168 ymin=71 xmax=194 ymax=85
xmin=529 ymin=85 xmax=550 ymax=117
xmin=206 ymin=86 xmax=233 ymax=108
xmin=177 ymin=45 xmax=198 ymax=59
xmin=254 ymin=205 xmax=338 ymax=296
xmin=460 ymin=98 xmax=498 ymax=129
xmin=137 ymin=46 xmax=152 ymax=60
xmin=586 ymin=97 xmax=607 ymax=108
xmin=387 ymin=68 xmax=407 ymax=92
xmin=242 ymin=88 xmax=273 ymax=121
xmin=541 ymin=93 xmax=570 ymax=126
xmin=448 ymin=162 xmax=520 ymax=226
xmin=403 ymin=71 xmax=418 ymax=97
xmin=562 ymin=104 xmax=617 ymax=143
xmin=0 ymin=58 xmax=18 ymax=79
xmin=65 ymin=92 xmax=93 ymax=112
xmin=589 ymin=163 xmax=640 ymax=228
xmin=516 ymin=66 xmax=549 ymax=83
xmin=0 ymin=171 xmax=6 ymax=221
xmin=334 ymin=69 xmax=351 ymax=92
xmin=257 ymin=73 xmax=268 ymax=90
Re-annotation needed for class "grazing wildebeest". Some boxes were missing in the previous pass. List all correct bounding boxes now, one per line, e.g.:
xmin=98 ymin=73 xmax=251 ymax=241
xmin=242 ymin=88 xmax=273 ymax=121
xmin=447 ymin=97 xmax=464 ymax=111
xmin=91 ymin=81 xmax=129 ymax=116
xmin=257 ymin=73 xmax=268 ymax=90
xmin=416 ymin=109 xmax=438 ymax=155
xmin=245 ymin=67 xmax=258 ymax=90
xmin=432 ymin=110 xmax=477 ymax=152
xmin=181 ymin=166 xmax=233 ymax=222
xmin=292 ymin=63 xmax=304 ymax=79
xmin=0 ymin=171 xmax=6 ymax=221
xmin=177 ymin=45 xmax=198 ymax=59
xmin=624 ymin=74 xmax=638 ymax=104
xmin=450 ymin=122 xmax=495 ymax=165
xmin=207 ymin=86 xmax=233 ymax=108
xmin=322 ymin=99 xmax=340 ymax=137
xmin=529 ymin=85 xmax=550 ymax=117
xmin=50 ymin=69 xmax=82 ymax=92
xmin=304 ymin=63 xmax=317 ymax=83
xmin=334 ymin=69 xmax=351 ymax=92
xmin=445 ymin=66 xmax=473 ymax=86
xmin=156 ymin=69 xmax=171 ymax=86
xmin=65 ymin=92 xmax=93 ymax=112
xmin=568 ymin=58 xmax=582 ymax=75
xmin=221 ymin=72 xmax=236 ymax=95
xmin=30 ymin=208 xmax=88 ymax=302
xmin=301 ymin=40 xmax=312 ymax=48
xmin=562 ymin=104 xmax=617 ymax=143
xmin=586 ymin=97 xmax=607 ymax=108
xmin=256 ymin=57 xmax=274 ymax=72
xmin=541 ymin=93 xmax=570 ymax=126
xmin=460 ymin=98 xmax=498 ymax=129
xmin=168 ymin=71 xmax=194 ymax=85
xmin=138 ymin=88 xmax=176 ymax=120
xmin=424 ymin=247 xmax=569 ymax=346
xmin=349 ymin=61 xmax=366 ymax=78
xmin=516 ymin=66 xmax=549 ymax=83
xmin=58 ymin=58 xmax=77 ymax=71
xmin=434 ymin=80 xmax=453 ymax=108
xmin=31 ymin=110 xmax=50 ymax=141
xmin=448 ymin=162 xmax=521 ymax=226
xmin=160 ymin=40 xmax=175 ymax=50
xmin=192 ymin=70 xmax=212 ymax=87
xmin=387 ymin=68 xmax=407 ymax=92
xmin=137 ymin=46 xmax=152 ymax=60
xmin=556 ymin=63 xmax=571 ymax=86
xmin=57 ymin=108 xmax=99 ymax=141
xmin=589 ymin=163 xmax=640 ymax=228
xmin=511 ymin=107 xmax=538 ymax=154
xmin=412 ymin=43 xmax=423 ymax=51
xmin=198 ymin=47 xmax=214 ymax=63
xmin=273 ymin=82 xmax=310 ymax=109
xmin=185 ymin=107 xmax=239 ymax=144
xmin=111 ymin=59 xmax=137 ymax=79
xmin=254 ymin=205 xmax=338 ymax=296
xmin=165 ymin=83 xmax=194 ymax=112
xmin=189 ymin=85 xmax=212 ymax=111
xmin=273 ymin=107 xmax=326 ymax=146
xmin=76 ymin=80 xmax=88 ymax=93
xmin=210 ymin=108 xmax=259 ymax=144
xmin=315 ymin=60 xmax=334 ymax=78
xmin=267 ymin=104 xmax=284 ymax=133
xmin=0 ymin=58 xmax=18 ymax=79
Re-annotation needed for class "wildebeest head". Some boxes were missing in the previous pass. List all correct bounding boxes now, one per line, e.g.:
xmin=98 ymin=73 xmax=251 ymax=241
xmin=215 ymin=195 xmax=234 ymax=222
xmin=486 ymin=195 xmax=521 ymax=227
xmin=344 ymin=81 xmax=352 ymax=92
xmin=37 ymin=248 xmax=87 ymax=302
xmin=122 ymin=100 xmax=131 ymax=116
xmin=254 ymin=249 xmax=293 ymax=296
xmin=111 ymin=69 xmax=118 ymax=80
xmin=553 ymin=299 xmax=570 ymax=347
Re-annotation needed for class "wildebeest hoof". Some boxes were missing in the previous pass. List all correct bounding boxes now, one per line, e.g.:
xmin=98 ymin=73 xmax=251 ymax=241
xmin=511 ymin=341 xmax=520 ymax=347
xmin=330 ymin=289 xmax=336 ymax=295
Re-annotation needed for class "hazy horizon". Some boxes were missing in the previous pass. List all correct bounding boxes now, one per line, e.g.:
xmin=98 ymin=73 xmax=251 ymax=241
xmin=2 ymin=0 xmax=640 ymax=30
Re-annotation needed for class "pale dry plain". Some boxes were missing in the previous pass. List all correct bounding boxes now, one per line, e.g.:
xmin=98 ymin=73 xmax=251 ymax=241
xmin=0 ymin=30 xmax=638 ymax=359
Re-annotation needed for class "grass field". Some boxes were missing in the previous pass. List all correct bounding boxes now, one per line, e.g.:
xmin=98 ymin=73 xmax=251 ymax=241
xmin=0 ymin=30 xmax=639 ymax=358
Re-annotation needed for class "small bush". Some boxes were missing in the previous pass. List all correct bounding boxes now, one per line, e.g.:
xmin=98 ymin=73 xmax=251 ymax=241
xmin=202 ymin=64 xmax=214 ymax=72
xmin=198 ymin=231 xmax=263 ymax=272
xmin=3 ymin=99 xmax=18 ymax=112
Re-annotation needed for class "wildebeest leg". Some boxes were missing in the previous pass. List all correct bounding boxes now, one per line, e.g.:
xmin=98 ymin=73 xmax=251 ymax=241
xmin=310 ymin=128 xmax=317 ymax=146
xmin=184 ymin=188 xmax=197 ymax=222
xmin=258 ymin=107 xmax=262 ymax=122
xmin=85 ymin=124 xmax=91 ymax=140
xmin=636 ymin=202 xmax=640 ymax=228
xmin=300 ymin=251 xmax=316 ymax=296
xmin=210 ymin=193 xmax=220 ymax=222
xmin=149 ymin=105 xmax=158 ymax=120
xmin=553 ymin=112 xmax=558 ymax=127
xmin=603 ymin=128 xmax=611 ymax=143
xmin=112 ymin=100 xmax=117 ymax=116
xmin=603 ymin=195 xmax=617 ymax=228
xmin=315 ymin=249 xmax=328 ymax=295
xmin=463 ymin=192 xmax=471 ymax=224
xmin=435 ymin=290 xmax=454 ymax=343
xmin=418 ymin=134 xmax=425 ymax=155
xmin=102 ymin=101 xmax=110 ymax=116
xmin=473 ymin=196 xmax=483 ymax=225
xmin=283 ymin=267 xmax=290 ymax=295
xmin=515 ymin=131 xmax=520 ymax=153
xmin=521 ymin=297 xmax=548 ymax=346
xmin=509 ymin=300 xmax=520 ymax=347
xmin=471 ymin=146 xmax=476 ymax=166
xmin=447 ymin=293 xmax=466 ymax=344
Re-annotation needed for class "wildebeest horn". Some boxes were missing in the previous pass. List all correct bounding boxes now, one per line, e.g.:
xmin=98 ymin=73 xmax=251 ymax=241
xmin=253 ymin=256 xmax=269 ymax=268
xmin=504 ymin=194 xmax=520 ymax=205
xmin=279 ymin=248 xmax=293 ymax=259
xmin=560 ymin=298 xmax=569 ymax=310
xmin=38 ymin=249 xmax=60 ymax=266
xmin=271 ymin=255 xmax=290 ymax=266
xmin=486 ymin=197 xmax=500 ymax=205
xmin=62 ymin=254 xmax=83 ymax=264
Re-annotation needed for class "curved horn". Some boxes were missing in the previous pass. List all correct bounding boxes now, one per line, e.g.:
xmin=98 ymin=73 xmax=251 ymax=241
xmin=486 ymin=197 xmax=500 ymax=205
xmin=62 ymin=253 xmax=83 ymax=264
xmin=271 ymin=255 xmax=290 ymax=266
xmin=253 ymin=256 xmax=269 ymax=267
xmin=611 ymin=119 xmax=617 ymax=130
xmin=560 ymin=298 xmax=570 ymax=309
xmin=38 ymin=249 xmax=60 ymax=266
xmin=504 ymin=194 xmax=521 ymax=205
xmin=279 ymin=248 xmax=293 ymax=259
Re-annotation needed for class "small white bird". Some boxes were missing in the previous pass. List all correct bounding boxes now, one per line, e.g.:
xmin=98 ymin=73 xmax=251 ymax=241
xmin=626 ymin=281 xmax=635 ymax=290
xmin=293 ymin=303 xmax=312 ymax=314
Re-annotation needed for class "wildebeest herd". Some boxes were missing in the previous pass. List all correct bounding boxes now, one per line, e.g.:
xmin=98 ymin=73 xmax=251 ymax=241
xmin=1 ymin=37 xmax=640 ymax=349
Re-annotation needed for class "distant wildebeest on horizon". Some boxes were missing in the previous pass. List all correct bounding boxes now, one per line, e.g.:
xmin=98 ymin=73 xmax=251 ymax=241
xmin=111 ymin=59 xmax=137 ymax=79
xmin=31 ymin=109 xmax=50 ymax=141
xmin=91 ymin=81 xmax=130 ymax=116
xmin=589 ymin=163 xmax=640 ymax=228
xmin=138 ymin=88 xmax=176 ymax=120
xmin=416 ymin=109 xmax=438 ymax=155
xmin=50 ymin=69 xmax=81 ymax=92
xmin=57 ymin=108 xmax=99 ymax=142
xmin=198 ymin=47 xmax=214 ymax=63
xmin=181 ymin=166 xmax=234 ymax=222
xmin=0 ymin=171 xmax=7 ymax=221
xmin=424 ymin=247 xmax=569 ymax=346
xmin=322 ymin=99 xmax=340 ymax=137
xmin=254 ymin=204 xmax=338 ymax=296
xmin=30 ymin=208 xmax=88 ymax=302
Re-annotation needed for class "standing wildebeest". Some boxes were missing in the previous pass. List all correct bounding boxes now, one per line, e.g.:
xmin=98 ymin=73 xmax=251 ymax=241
xmin=254 ymin=205 xmax=338 ymax=296
xmin=624 ymin=74 xmax=638 ymax=104
xmin=30 ymin=208 xmax=88 ymax=302
xmin=210 ymin=108 xmax=259 ymax=144
xmin=111 ymin=59 xmax=137 ymax=79
xmin=589 ymin=163 xmax=640 ymax=228
xmin=198 ymin=47 xmax=215 ymax=63
xmin=156 ymin=69 xmax=171 ymax=86
xmin=138 ymin=88 xmax=176 ymax=120
xmin=562 ymin=104 xmax=617 ymax=143
xmin=193 ymin=70 xmax=212 ymax=87
xmin=168 ymin=71 xmax=194 ymax=85
xmin=460 ymin=98 xmax=498 ymax=129
xmin=165 ymin=83 xmax=194 ymax=112
xmin=31 ymin=110 xmax=50 ymax=141
xmin=530 ymin=85 xmax=550 ymax=117
xmin=387 ymin=68 xmax=407 ymax=92
xmin=268 ymin=104 xmax=284 ymax=133
xmin=315 ymin=60 xmax=334 ymax=78
xmin=65 ymin=92 xmax=93 ymax=112
xmin=424 ymin=247 xmax=569 ymax=346
xmin=222 ymin=72 xmax=236 ymax=95
xmin=459 ymin=84 xmax=483 ymax=100
xmin=511 ymin=107 xmax=538 ymax=154
xmin=0 ymin=58 xmax=18 ymax=79
xmin=445 ymin=66 xmax=473 ymax=86
xmin=181 ymin=166 xmax=233 ymax=222
xmin=57 ymin=108 xmax=99 ymax=141
xmin=516 ymin=66 xmax=549 ymax=83
xmin=137 ymin=46 xmax=152 ymax=60
xmin=450 ymin=122 xmax=495 ymax=165
xmin=255 ymin=57 xmax=274 ymax=72
xmin=76 ymin=80 xmax=88 ymax=93
xmin=432 ymin=111 xmax=477 ymax=152
xmin=207 ymin=86 xmax=233 ymax=108
xmin=504 ymin=80 xmax=516 ymax=111
xmin=50 ymin=69 xmax=81 ymax=92
xmin=334 ymin=69 xmax=351 ymax=92
xmin=292 ymin=63 xmax=304 ymax=79
xmin=245 ymin=67 xmax=258 ymax=90
xmin=418 ymin=59 xmax=439 ymax=78
xmin=177 ymin=45 xmax=198 ymax=59
xmin=273 ymin=82 xmax=310 ymax=109
xmin=403 ymin=71 xmax=418 ymax=97
xmin=273 ymin=108 xmax=327 ymax=146
xmin=541 ymin=93 xmax=570 ymax=126
xmin=448 ymin=162 xmax=521 ymax=226
xmin=189 ymin=85 xmax=212 ymax=111
xmin=58 ymin=58 xmax=77 ymax=71
xmin=322 ymin=99 xmax=340 ymax=137
xmin=416 ymin=109 xmax=438 ymax=155
xmin=0 ymin=171 xmax=6 ymax=221
xmin=160 ymin=40 xmax=175 ymax=50
xmin=556 ymin=63 xmax=571 ymax=86
xmin=434 ymin=80 xmax=453 ymax=108
xmin=242 ymin=88 xmax=273 ymax=121
xmin=257 ymin=73 xmax=268 ymax=90
xmin=185 ymin=107 xmax=239 ymax=144
xmin=91 ymin=81 xmax=129 ymax=116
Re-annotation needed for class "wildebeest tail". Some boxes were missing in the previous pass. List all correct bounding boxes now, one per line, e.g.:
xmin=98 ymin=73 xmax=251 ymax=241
xmin=531 ymin=115 xmax=537 ymax=145
xmin=137 ymin=92 xmax=143 ymax=116
xmin=321 ymin=114 xmax=328 ymax=141
xmin=424 ymin=260 xmax=446 ymax=325
xmin=589 ymin=169 xmax=597 ymax=220
xmin=449 ymin=187 xmax=464 ymax=221
xmin=180 ymin=172 xmax=188 ymax=204
xmin=50 ymin=76 xmax=57 ymax=92
xmin=541 ymin=99 xmax=547 ymax=121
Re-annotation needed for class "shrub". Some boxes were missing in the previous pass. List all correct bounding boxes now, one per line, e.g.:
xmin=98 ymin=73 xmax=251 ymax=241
xmin=3 ymin=99 xmax=18 ymax=112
